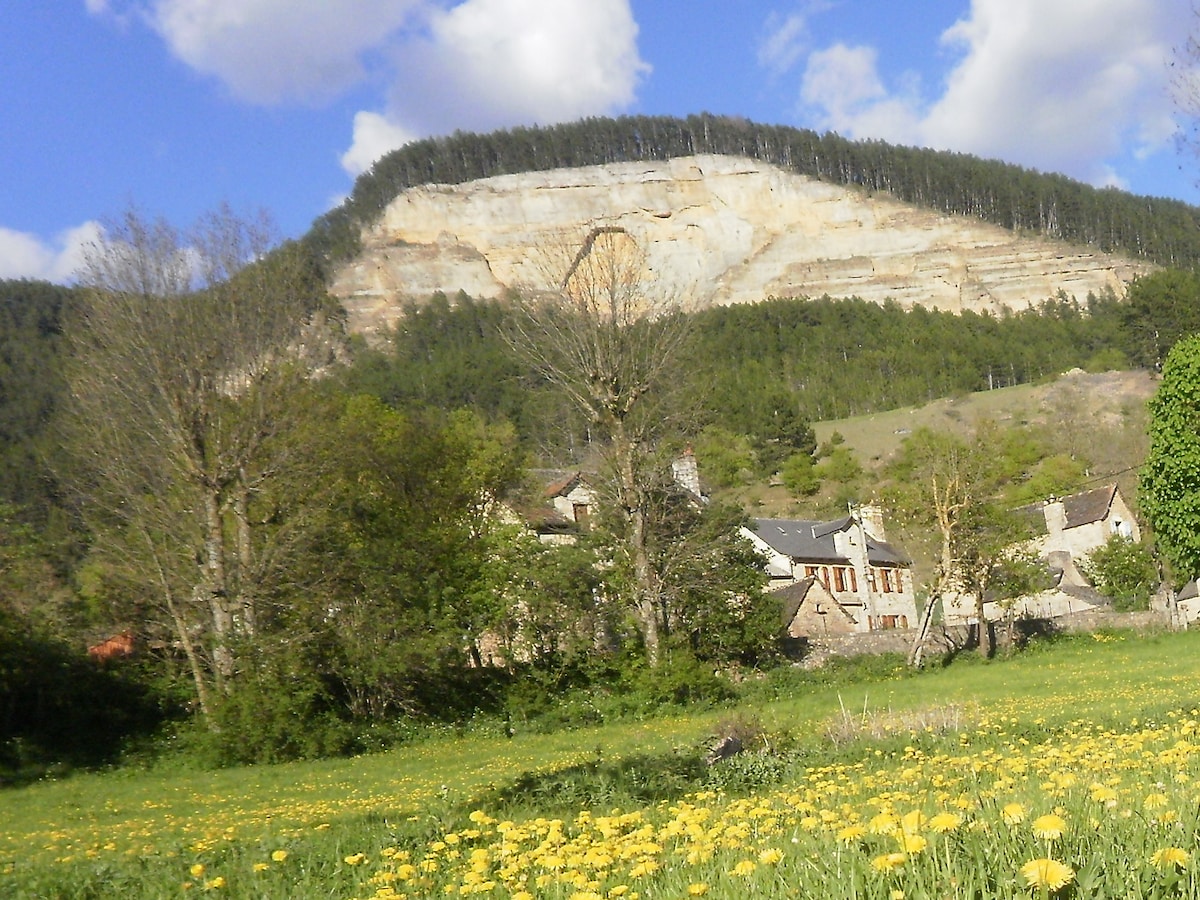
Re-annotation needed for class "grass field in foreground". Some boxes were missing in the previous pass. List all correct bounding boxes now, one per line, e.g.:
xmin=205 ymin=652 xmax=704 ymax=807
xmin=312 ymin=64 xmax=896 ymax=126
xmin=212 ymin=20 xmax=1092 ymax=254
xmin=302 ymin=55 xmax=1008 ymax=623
xmin=4 ymin=630 xmax=1200 ymax=898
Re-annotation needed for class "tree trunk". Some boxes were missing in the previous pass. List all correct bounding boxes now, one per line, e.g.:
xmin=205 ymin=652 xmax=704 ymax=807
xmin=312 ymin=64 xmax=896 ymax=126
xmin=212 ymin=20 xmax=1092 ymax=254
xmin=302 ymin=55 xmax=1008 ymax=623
xmin=614 ymin=421 xmax=659 ymax=665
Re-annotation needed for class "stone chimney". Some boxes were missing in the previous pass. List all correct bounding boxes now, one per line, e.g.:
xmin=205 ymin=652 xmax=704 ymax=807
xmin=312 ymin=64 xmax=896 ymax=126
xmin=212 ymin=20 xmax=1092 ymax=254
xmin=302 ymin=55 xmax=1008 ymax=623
xmin=672 ymin=447 xmax=701 ymax=497
xmin=1043 ymin=498 xmax=1066 ymax=535
xmin=857 ymin=503 xmax=886 ymax=541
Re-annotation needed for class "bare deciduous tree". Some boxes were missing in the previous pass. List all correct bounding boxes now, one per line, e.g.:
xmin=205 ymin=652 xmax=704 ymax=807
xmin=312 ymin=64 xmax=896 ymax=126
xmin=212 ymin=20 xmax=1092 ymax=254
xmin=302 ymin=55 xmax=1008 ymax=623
xmin=508 ymin=226 xmax=694 ymax=665
xmin=59 ymin=206 xmax=332 ymax=721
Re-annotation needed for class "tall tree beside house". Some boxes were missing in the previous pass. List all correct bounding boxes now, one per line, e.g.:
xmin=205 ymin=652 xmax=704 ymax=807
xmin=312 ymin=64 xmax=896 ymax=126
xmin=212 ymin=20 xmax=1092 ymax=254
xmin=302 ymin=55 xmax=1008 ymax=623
xmin=55 ymin=206 xmax=334 ymax=726
xmin=506 ymin=226 xmax=694 ymax=666
xmin=1141 ymin=334 xmax=1200 ymax=584
xmin=886 ymin=424 xmax=1040 ymax=663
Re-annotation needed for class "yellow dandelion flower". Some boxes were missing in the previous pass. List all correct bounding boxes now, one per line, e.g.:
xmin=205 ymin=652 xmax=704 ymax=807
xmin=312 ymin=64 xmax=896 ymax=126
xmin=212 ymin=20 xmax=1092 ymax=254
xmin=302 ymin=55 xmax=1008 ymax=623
xmin=928 ymin=812 xmax=963 ymax=833
xmin=870 ymin=852 xmax=907 ymax=872
xmin=1151 ymin=847 xmax=1189 ymax=870
xmin=190 ymin=864 xmax=206 ymax=878
xmin=1019 ymin=858 xmax=1075 ymax=891
xmin=252 ymin=863 xmax=269 ymax=873
xmin=758 ymin=847 xmax=784 ymax=865
xmin=730 ymin=859 xmax=757 ymax=877
xmin=1144 ymin=793 xmax=1170 ymax=811
xmin=900 ymin=810 xmax=926 ymax=833
xmin=1031 ymin=814 xmax=1066 ymax=840
xmin=202 ymin=876 xmax=226 ymax=890
xmin=890 ymin=892 xmax=905 ymax=900
xmin=687 ymin=885 xmax=709 ymax=896
xmin=270 ymin=850 xmax=288 ymax=863
xmin=897 ymin=833 xmax=927 ymax=854
xmin=837 ymin=824 xmax=867 ymax=843
xmin=1001 ymin=803 xmax=1025 ymax=825
xmin=344 ymin=853 xmax=367 ymax=866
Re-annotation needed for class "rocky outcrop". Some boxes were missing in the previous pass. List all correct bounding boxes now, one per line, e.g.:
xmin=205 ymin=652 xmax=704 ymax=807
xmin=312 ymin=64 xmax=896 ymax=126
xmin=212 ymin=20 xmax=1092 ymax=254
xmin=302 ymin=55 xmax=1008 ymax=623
xmin=331 ymin=155 xmax=1151 ymax=337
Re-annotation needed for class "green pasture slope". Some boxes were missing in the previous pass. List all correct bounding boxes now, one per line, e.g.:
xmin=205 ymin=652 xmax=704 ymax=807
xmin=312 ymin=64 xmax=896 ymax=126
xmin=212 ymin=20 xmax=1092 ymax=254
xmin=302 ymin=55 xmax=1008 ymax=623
xmin=4 ymin=629 xmax=1200 ymax=898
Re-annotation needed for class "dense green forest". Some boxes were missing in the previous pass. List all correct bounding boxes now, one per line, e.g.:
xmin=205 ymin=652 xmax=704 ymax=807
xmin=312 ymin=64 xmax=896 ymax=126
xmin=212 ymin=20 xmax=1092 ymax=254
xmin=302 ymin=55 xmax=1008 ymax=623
xmin=305 ymin=114 xmax=1200 ymax=274
xmin=344 ymin=285 xmax=1166 ymax=460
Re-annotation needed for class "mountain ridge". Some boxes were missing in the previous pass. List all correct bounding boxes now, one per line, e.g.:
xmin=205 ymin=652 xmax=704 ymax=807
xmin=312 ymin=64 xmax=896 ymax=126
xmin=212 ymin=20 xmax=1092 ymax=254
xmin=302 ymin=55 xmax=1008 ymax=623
xmin=330 ymin=154 xmax=1152 ymax=337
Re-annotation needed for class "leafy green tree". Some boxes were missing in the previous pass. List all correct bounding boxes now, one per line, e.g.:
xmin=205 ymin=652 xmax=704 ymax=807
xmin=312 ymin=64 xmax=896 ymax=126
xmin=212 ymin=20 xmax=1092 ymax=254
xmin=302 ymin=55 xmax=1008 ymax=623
xmin=280 ymin=395 xmax=521 ymax=724
xmin=780 ymin=452 xmax=821 ymax=497
xmin=1140 ymin=334 xmax=1200 ymax=582
xmin=886 ymin=425 xmax=1038 ymax=662
xmin=1122 ymin=270 xmax=1200 ymax=370
xmin=1081 ymin=536 xmax=1158 ymax=611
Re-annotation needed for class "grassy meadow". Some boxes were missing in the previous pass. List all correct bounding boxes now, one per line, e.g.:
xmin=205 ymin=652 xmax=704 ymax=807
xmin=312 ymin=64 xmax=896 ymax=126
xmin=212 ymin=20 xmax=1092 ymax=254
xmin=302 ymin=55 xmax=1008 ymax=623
xmin=5 ymin=629 xmax=1200 ymax=898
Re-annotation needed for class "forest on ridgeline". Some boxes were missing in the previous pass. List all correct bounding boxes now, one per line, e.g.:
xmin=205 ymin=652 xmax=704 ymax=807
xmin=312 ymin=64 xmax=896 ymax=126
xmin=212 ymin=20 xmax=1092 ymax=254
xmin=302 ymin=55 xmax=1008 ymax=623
xmin=304 ymin=114 xmax=1200 ymax=274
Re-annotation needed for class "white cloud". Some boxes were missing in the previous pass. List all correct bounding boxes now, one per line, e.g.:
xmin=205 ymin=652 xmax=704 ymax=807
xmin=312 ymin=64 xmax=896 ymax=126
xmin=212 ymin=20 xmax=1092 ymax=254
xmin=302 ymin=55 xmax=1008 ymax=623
xmin=0 ymin=222 xmax=102 ymax=284
xmin=797 ymin=0 xmax=1186 ymax=189
xmin=335 ymin=0 xmax=647 ymax=176
xmin=105 ymin=0 xmax=425 ymax=105
xmin=386 ymin=0 xmax=647 ymax=134
xmin=91 ymin=0 xmax=647 ymax=179
xmin=341 ymin=111 xmax=418 ymax=176
xmin=758 ymin=12 xmax=810 ymax=77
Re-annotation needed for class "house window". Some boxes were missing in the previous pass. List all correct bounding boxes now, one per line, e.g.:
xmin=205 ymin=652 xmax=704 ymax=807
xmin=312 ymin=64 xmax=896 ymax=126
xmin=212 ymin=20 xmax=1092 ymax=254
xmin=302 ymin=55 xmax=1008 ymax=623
xmin=880 ymin=569 xmax=893 ymax=593
xmin=821 ymin=567 xmax=831 ymax=590
xmin=880 ymin=615 xmax=897 ymax=629
xmin=833 ymin=567 xmax=846 ymax=592
xmin=848 ymin=568 xmax=857 ymax=592
xmin=893 ymin=570 xmax=903 ymax=593
xmin=805 ymin=566 xmax=817 ymax=579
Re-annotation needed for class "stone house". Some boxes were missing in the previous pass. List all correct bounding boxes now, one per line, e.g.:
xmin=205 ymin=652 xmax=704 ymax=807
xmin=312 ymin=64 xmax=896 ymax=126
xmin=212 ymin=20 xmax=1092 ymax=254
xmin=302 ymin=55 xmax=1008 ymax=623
xmin=741 ymin=506 xmax=918 ymax=634
xmin=942 ymin=484 xmax=1136 ymax=624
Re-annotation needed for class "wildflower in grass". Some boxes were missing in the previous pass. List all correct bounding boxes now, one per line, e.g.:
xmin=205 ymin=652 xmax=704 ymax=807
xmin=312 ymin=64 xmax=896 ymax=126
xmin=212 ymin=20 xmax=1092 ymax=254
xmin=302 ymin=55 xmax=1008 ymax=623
xmin=871 ymin=852 xmax=907 ymax=872
xmin=837 ymin=824 xmax=867 ymax=843
xmin=1001 ymin=803 xmax=1026 ymax=825
xmin=1151 ymin=847 xmax=1190 ymax=870
xmin=1031 ymin=814 xmax=1066 ymax=840
xmin=344 ymin=853 xmax=367 ymax=865
xmin=1144 ymin=793 xmax=1170 ymax=811
xmin=688 ymin=884 xmax=709 ymax=896
xmin=1019 ymin=858 xmax=1075 ymax=891
xmin=897 ymin=832 xmax=927 ymax=854
xmin=203 ymin=876 xmax=226 ymax=890
xmin=253 ymin=863 xmax=269 ymax=872
xmin=730 ymin=859 xmax=757 ymax=877
xmin=271 ymin=849 xmax=288 ymax=863
xmin=928 ymin=812 xmax=963 ymax=833
xmin=759 ymin=847 xmax=784 ymax=865
xmin=900 ymin=810 xmax=926 ymax=833
xmin=190 ymin=863 xmax=206 ymax=878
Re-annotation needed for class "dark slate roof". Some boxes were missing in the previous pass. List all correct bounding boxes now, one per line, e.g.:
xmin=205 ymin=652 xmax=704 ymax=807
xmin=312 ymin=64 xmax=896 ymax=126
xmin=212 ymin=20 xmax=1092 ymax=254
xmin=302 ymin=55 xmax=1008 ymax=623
xmin=750 ymin=517 xmax=909 ymax=566
xmin=1061 ymin=484 xmax=1118 ymax=529
xmin=1017 ymin=484 xmax=1121 ymax=535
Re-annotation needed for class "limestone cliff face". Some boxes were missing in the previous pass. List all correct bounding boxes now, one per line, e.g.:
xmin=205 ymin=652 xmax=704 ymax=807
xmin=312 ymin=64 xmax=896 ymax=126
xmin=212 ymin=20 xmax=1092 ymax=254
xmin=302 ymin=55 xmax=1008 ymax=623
xmin=331 ymin=155 xmax=1151 ymax=336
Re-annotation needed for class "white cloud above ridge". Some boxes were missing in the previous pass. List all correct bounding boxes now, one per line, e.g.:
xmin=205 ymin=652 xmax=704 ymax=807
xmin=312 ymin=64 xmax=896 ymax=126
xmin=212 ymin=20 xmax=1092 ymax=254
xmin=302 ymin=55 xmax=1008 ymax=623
xmin=146 ymin=0 xmax=425 ymax=105
xmin=792 ymin=0 xmax=1185 ymax=190
xmin=91 ymin=1 xmax=648 ymax=183
xmin=342 ymin=0 xmax=648 ymax=175
xmin=0 ymin=222 xmax=102 ymax=284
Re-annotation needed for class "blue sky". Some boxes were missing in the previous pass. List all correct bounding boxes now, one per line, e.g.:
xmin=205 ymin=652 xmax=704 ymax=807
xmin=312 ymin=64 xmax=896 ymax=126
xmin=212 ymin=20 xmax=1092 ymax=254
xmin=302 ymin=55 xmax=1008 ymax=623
xmin=2 ymin=0 xmax=1196 ymax=282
